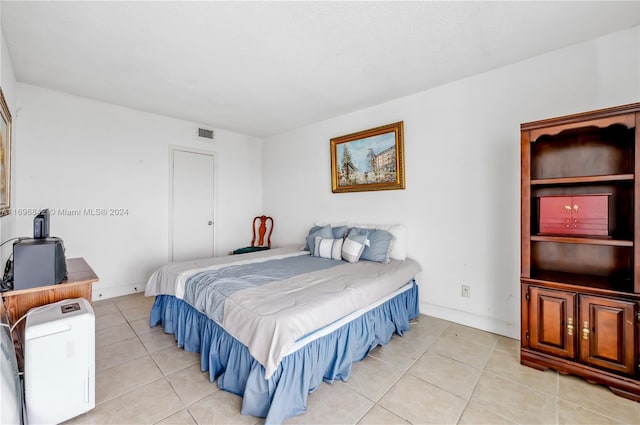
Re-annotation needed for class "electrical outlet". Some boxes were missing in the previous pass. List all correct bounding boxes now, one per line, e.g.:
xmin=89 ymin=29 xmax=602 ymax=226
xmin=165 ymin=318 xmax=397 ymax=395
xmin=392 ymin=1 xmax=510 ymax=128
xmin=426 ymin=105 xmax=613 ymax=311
xmin=461 ymin=285 xmax=471 ymax=298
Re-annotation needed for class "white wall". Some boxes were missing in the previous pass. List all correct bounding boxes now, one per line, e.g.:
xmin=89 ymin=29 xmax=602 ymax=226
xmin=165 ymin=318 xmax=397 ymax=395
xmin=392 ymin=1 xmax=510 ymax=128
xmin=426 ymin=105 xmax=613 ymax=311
xmin=0 ymin=5 xmax=18 ymax=266
xmin=8 ymin=24 xmax=639 ymax=331
xmin=15 ymin=84 xmax=263 ymax=299
xmin=263 ymin=26 xmax=640 ymax=339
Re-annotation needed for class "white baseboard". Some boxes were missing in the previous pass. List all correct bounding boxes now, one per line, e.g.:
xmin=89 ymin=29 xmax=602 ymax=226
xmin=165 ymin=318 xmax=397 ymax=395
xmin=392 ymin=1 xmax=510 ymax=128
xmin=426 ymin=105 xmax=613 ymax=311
xmin=92 ymin=282 xmax=145 ymax=301
xmin=420 ymin=301 xmax=520 ymax=340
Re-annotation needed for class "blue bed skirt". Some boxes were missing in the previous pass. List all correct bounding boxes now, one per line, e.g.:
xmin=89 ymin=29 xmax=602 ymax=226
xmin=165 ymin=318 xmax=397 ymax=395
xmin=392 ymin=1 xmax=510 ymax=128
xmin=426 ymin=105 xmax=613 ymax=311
xmin=149 ymin=280 xmax=419 ymax=424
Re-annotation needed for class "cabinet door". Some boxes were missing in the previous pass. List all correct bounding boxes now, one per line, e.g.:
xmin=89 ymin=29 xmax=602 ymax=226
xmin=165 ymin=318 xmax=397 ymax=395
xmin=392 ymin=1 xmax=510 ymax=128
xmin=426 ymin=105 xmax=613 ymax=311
xmin=579 ymin=295 xmax=637 ymax=376
xmin=529 ymin=287 xmax=576 ymax=359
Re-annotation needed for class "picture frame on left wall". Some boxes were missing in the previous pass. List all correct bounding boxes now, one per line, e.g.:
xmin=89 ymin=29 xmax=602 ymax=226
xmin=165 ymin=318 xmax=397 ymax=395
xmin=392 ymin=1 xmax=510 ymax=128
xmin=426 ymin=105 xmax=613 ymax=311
xmin=0 ymin=87 xmax=11 ymax=217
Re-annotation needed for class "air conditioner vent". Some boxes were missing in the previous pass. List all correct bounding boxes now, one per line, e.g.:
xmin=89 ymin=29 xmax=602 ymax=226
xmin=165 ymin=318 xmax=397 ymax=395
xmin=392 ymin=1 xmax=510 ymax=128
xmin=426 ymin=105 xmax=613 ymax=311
xmin=198 ymin=128 xmax=215 ymax=140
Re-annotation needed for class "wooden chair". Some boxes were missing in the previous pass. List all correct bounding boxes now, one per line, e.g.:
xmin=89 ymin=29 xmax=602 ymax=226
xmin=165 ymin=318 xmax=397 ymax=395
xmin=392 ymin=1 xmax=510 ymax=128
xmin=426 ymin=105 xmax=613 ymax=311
xmin=232 ymin=215 xmax=274 ymax=255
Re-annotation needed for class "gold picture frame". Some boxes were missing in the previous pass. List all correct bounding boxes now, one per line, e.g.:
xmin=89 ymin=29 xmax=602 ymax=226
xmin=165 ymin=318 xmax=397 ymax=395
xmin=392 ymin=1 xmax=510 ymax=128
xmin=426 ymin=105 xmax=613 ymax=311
xmin=0 ymin=87 xmax=10 ymax=216
xmin=331 ymin=121 xmax=405 ymax=193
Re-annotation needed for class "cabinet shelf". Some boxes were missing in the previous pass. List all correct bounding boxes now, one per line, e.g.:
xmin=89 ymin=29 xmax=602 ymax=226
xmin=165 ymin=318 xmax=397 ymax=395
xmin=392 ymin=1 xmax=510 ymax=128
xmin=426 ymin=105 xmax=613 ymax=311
xmin=526 ymin=270 xmax=635 ymax=294
xmin=531 ymin=235 xmax=633 ymax=247
xmin=531 ymin=174 xmax=634 ymax=186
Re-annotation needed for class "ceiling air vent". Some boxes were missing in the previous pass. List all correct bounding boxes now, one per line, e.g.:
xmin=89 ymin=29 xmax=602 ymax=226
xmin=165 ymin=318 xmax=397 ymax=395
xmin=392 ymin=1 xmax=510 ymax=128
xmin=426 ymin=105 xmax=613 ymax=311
xmin=198 ymin=128 xmax=215 ymax=140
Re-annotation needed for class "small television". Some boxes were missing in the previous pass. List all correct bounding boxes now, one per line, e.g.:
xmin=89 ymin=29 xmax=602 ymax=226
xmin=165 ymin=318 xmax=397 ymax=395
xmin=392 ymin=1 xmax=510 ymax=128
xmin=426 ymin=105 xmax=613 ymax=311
xmin=33 ymin=208 xmax=50 ymax=239
xmin=12 ymin=209 xmax=66 ymax=290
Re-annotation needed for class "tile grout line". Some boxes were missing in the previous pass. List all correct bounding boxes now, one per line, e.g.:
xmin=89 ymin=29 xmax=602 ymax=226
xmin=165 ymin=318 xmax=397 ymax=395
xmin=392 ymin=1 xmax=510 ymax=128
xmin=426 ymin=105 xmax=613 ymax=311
xmin=126 ymin=296 xmax=196 ymax=425
xmin=93 ymin=298 xmax=169 ymax=409
xmin=369 ymin=321 xmax=452 ymax=424
xmin=97 ymin=297 xmax=183 ymax=400
xmin=348 ymin=319 xmax=452 ymax=424
xmin=449 ymin=337 xmax=498 ymax=425
xmin=94 ymin=305 xmax=151 ymax=379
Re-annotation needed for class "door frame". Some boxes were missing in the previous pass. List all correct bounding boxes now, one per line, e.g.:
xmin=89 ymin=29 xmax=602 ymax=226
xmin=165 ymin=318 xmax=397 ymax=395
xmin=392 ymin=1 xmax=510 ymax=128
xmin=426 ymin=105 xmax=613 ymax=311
xmin=168 ymin=145 xmax=219 ymax=262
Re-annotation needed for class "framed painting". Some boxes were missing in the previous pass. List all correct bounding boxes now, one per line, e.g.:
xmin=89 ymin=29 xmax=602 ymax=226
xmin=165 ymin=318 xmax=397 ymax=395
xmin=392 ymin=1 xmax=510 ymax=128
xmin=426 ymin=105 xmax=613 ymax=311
xmin=0 ymin=87 xmax=10 ymax=216
xmin=331 ymin=121 xmax=405 ymax=193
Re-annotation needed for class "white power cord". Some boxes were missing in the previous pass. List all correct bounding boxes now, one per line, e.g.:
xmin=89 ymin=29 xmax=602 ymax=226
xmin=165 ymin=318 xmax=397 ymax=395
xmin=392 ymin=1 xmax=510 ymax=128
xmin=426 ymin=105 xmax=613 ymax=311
xmin=9 ymin=304 xmax=50 ymax=333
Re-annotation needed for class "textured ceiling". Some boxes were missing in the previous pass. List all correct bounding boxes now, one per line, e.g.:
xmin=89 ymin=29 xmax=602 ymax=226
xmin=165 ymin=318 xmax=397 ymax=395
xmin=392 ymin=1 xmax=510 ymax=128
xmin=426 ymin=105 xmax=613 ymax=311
xmin=3 ymin=1 xmax=640 ymax=137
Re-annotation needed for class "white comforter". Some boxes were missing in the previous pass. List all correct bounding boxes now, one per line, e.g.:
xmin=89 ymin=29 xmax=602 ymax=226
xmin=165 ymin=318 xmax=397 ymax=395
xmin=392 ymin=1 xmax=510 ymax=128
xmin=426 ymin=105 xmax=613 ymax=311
xmin=145 ymin=246 xmax=421 ymax=378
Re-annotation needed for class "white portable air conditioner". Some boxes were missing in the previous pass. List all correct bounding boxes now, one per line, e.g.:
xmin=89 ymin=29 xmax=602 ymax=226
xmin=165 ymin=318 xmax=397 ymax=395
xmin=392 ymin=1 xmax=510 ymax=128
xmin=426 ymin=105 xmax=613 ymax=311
xmin=24 ymin=298 xmax=95 ymax=424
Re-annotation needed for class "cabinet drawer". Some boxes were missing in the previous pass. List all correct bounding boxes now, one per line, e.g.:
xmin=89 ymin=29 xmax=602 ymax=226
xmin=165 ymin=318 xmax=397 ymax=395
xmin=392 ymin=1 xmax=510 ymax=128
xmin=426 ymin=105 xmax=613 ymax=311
xmin=539 ymin=194 xmax=609 ymax=236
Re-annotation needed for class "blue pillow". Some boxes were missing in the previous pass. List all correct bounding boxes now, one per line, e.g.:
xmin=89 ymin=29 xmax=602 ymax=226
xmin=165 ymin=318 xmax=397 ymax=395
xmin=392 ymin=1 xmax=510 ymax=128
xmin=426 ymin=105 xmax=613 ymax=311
xmin=305 ymin=225 xmax=348 ymax=250
xmin=303 ymin=225 xmax=323 ymax=251
xmin=347 ymin=227 xmax=370 ymax=239
xmin=332 ymin=225 xmax=348 ymax=239
xmin=360 ymin=229 xmax=394 ymax=263
xmin=306 ymin=225 xmax=334 ymax=255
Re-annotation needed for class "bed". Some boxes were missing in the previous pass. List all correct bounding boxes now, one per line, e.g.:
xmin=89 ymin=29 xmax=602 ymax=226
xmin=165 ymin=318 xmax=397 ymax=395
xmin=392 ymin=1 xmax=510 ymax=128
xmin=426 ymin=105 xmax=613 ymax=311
xmin=145 ymin=225 xmax=421 ymax=424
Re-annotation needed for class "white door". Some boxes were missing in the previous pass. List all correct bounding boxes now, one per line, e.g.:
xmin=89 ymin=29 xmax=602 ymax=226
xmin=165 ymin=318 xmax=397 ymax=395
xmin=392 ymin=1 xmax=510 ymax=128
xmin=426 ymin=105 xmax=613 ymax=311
xmin=171 ymin=149 xmax=215 ymax=262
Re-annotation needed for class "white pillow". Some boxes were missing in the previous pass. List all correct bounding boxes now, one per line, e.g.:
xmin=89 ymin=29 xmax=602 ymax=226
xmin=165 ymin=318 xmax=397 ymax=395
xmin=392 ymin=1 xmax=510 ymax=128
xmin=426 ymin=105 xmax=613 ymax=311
xmin=349 ymin=223 xmax=407 ymax=260
xmin=341 ymin=231 xmax=367 ymax=263
xmin=387 ymin=224 xmax=407 ymax=260
xmin=314 ymin=236 xmax=343 ymax=260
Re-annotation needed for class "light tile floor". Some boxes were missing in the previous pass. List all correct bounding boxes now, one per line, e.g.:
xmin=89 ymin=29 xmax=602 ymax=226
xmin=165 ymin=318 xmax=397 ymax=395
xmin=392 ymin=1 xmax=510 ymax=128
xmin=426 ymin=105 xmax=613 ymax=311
xmin=65 ymin=293 xmax=640 ymax=425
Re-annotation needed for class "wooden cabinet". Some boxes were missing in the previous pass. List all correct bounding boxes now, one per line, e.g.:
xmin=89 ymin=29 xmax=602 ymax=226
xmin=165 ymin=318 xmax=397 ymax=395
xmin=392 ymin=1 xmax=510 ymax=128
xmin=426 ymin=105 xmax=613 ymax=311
xmin=521 ymin=103 xmax=640 ymax=401
xmin=1 ymin=258 xmax=98 ymax=325
xmin=1 ymin=257 xmax=98 ymax=371
xmin=524 ymin=286 xmax=637 ymax=376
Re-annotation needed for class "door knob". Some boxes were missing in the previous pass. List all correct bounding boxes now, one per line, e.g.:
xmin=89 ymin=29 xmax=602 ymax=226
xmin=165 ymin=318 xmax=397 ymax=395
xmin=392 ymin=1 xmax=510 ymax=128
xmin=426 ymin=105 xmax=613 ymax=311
xmin=208 ymin=221 xmax=213 ymax=226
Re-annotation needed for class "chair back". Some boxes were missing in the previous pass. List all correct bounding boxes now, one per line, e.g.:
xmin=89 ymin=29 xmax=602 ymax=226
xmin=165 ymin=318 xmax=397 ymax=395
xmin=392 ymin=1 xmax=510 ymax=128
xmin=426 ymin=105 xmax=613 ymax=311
xmin=252 ymin=215 xmax=274 ymax=248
